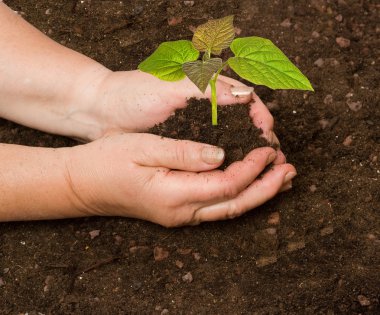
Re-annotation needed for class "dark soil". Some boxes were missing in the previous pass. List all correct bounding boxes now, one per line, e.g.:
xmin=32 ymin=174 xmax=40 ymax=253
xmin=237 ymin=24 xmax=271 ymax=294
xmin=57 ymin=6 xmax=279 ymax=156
xmin=149 ymin=100 xmax=269 ymax=169
xmin=1 ymin=0 xmax=379 ymax=314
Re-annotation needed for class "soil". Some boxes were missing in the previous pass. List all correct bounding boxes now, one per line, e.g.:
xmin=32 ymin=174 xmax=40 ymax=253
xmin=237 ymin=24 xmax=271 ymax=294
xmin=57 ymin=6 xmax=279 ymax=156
xmin=1 ymin=0 xmax=379 ymax=314
xmin=149 ymin=101 xmax=270 ymax=169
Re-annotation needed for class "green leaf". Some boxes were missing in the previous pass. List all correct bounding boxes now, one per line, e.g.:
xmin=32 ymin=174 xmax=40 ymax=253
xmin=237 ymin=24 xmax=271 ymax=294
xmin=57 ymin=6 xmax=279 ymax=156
xmin=138 ymin=40 xmax=199 ymax=81
xmin=182 ymin=58 xmax=223 ymax=93
xmin=192 ymin=15 xmax=235 ymax=55
xmin=228 ymin=37 xmax=314 ymax=91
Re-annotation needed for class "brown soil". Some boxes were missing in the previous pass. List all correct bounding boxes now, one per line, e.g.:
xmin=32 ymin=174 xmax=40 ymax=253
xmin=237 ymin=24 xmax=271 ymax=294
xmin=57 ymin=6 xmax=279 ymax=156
xmin=1 ymin=0 xmax=379 ymax=314
xmin=149 ymin=100 xmax=269 ymax=169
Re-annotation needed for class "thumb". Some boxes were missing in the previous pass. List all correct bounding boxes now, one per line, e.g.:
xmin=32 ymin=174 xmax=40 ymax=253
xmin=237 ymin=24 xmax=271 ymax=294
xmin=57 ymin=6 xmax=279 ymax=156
xmin=133 ymin=134 xmax=225 ymax=171
xmin=178 ymin=75 xmax=253 ymax=106
xmin=204 ymin=76 xmax=253 ymax=105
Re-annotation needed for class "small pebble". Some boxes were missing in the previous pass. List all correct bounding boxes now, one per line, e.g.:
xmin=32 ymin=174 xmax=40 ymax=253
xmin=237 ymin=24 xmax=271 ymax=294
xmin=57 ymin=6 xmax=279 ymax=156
xmin=309 ymin=184 xmax=317 ymax=193
xmin=367 ymin=233 xmax=376 ymax=240
xmin=161 ymin=309 xmax=169 ymax=315
xmin=234 ymin=27 xmax=242 ymax=35
xmin=320 ymin=226 xmax=334 ymax=236
xmin=335 ymin=14 xmax=343 ymax=22
xmin=314 ymin=58 xmax=324 ymax=67
xmin=168 ymin=16 xmax=183 ymax=26
xmin=175 ymin=260 xmax=184 ymax=269
xmin=336 ymin=36 xmax=350 ymax=48
xmin=45 ymin=8 xmax=52 ymax=15
xmin=266 ymin=228 xmax=277 ymax=235
xmin=357 ymin=295 xmax=371 ymax=306
xmin=43 ymin=275 xmax=54 ymax=293
xmin=256 ymin=256 xmax=277 ymax=267
xmin=312 ymin=31 xmax=320 ymax=38
xmin=192 ymin=252 xmax=201 ymax=261
xmin=346 ymin=100 xmax=362 ymax=112
xmin=343 ymin=135 xmax=353 ymax=146
xmin=268 ymin=212 xmax=280 ymax=225
xmin=114 ymin=235 xmax=123 ymax=245
xmin=318 ymin=119 xmax=329 ymax=129
xmin=280 ymin=18 xmax=292 ymax=28
xmin=182 ymin=272 xmax=193 ymax=283
xmin=345 ymin=92 xmax=354 ymax=98
xmin=287 ymin=241 xmax=305 ymax=252
xmin=154 ymin=246 xmax=169 ymax=261
xmin=129 ymin=245 xmax=150 ymax=254
xmin=183 ymin=0 xmax=194 ymax=6
xmin=89 ymin=230 xmax=100 ymax=240
xmin=326 ymin=58 xmax=340 ymax=66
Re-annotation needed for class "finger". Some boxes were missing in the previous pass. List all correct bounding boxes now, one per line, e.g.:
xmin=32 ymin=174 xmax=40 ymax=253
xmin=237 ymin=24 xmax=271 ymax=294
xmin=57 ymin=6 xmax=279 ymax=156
xmin=249 ymin=94 xmax=274 ymax=137
xmin=177 ymin=75 xmax=253 ymax=105
xmin=249 ymin=95 xmax=283 ymax=147
xmin=192 ymin=164 xmax=296 ymax=223
xmin=204 ymin=78 xmax=252 ymax=105
xmin=133 ymin=134 xmax=225 ymax=172
xmin=273 ymin=149 xmax=287 ymax=165
xmin=152 ymin=147 xmax=278 ymax=204
xmin=279 ymin=180 xmax=293 ymax=192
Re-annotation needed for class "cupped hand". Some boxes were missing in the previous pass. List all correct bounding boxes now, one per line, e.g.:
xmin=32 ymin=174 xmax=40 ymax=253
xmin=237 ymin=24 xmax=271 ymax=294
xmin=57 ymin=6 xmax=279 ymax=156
xmin=94 ymin=70 xmax=252 ymax=132
xmin=92 ymin=70 xmax=285 ymax=164
xmin=66 ymin=133 xmax=296 ymax=227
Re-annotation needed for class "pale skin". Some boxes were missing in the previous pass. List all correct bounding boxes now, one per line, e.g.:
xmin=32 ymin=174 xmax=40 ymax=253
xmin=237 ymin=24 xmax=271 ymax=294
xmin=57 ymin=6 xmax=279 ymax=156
xmin=0 ymin=3 xmax=296 ymax=227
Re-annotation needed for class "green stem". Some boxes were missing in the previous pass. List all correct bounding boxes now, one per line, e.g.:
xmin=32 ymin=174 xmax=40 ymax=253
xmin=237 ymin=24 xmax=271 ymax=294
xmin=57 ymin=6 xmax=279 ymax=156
xmin=209 ymin=64 xmax=228 ymax=126
xmin=210 ymin=78 xmax=217 ymax=126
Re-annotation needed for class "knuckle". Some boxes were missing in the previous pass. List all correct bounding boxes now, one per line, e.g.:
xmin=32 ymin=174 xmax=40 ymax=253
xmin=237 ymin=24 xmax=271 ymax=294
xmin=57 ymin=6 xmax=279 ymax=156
xmin=222 ymin=180 xmax=239 ymax=199
xmin=226 ymin=202 xmax=241 ymax=219
xmin=174 ymin=142 xmax=187 ymax=165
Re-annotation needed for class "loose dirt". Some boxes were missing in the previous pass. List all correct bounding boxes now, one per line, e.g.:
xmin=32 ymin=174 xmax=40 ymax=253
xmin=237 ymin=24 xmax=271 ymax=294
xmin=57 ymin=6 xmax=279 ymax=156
xmin=1 ymin=0 xmax=379 ymax=314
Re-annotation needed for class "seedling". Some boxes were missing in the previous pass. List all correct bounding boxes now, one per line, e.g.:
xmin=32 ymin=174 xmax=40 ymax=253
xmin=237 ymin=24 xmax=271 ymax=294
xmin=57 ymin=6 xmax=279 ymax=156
xmin=139 ymin=16 xmax=313 ymax=125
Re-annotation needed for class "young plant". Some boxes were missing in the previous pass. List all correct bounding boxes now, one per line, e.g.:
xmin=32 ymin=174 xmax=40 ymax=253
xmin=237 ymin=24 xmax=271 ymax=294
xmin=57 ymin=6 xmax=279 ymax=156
xmin=138 ymin=16 xmax=313 ymax=125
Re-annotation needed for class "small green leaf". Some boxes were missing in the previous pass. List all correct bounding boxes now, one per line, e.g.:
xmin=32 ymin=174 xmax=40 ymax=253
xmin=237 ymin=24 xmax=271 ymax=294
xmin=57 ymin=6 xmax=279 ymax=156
xmin=182 ymin=58 xmax=223 ymax=93
xmin=192 ymin=16 xmax=235 ymax=55
xmin=138 ymin=40 xmax=199 ymax=81
xmin=228 ymin=37 xmax=314 ymax=91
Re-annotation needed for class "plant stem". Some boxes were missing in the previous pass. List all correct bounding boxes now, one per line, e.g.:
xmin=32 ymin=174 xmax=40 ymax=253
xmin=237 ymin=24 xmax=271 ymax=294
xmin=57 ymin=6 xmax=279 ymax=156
xmin=210 ymin=78 xmax=217 ymax=125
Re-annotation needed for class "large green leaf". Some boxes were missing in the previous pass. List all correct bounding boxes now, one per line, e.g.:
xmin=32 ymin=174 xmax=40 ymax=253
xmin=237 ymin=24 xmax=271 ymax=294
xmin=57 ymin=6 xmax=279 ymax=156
xmin=192 ymin=16 xmax=235 ymax=55
xmin=138 ymin=40 xmax=199 ymax=81
xmin=182 ymin=58 xmax=222 ymax=93
xmin=228 ymin=37 xmax=314 ymax=91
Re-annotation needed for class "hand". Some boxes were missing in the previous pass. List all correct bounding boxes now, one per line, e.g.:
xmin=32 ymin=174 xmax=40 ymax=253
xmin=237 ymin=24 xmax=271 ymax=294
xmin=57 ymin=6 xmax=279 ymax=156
xmin=66 ymin=133 xmax=296 ymax=227
xmin=89 ymin=70 xmax=285 ymax=164
xmin=92 ymin=70 xmax=253 ymax=133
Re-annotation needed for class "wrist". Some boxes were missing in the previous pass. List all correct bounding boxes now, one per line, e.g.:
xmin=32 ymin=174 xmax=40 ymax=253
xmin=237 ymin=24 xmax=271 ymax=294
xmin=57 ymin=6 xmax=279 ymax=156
xmin=62 ymin=143 xmax=107 ymax=217
xmin=63 ymin=64 xmax=114 ymax=142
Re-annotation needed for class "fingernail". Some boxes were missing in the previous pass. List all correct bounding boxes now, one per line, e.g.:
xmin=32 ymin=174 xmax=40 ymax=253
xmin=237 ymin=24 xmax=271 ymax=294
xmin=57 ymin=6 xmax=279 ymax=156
xmin=284 ymin=172 xmax=297 ymax=183
xmin=266 ymin=151 xmax=277 ymax=164
xmin=279 ymin=181 xmax=292 ymax=192
xmin=231 ymin=86 xmax=254 ymax=97
xmin=202 ymin=147 xmax=225 ymax=164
